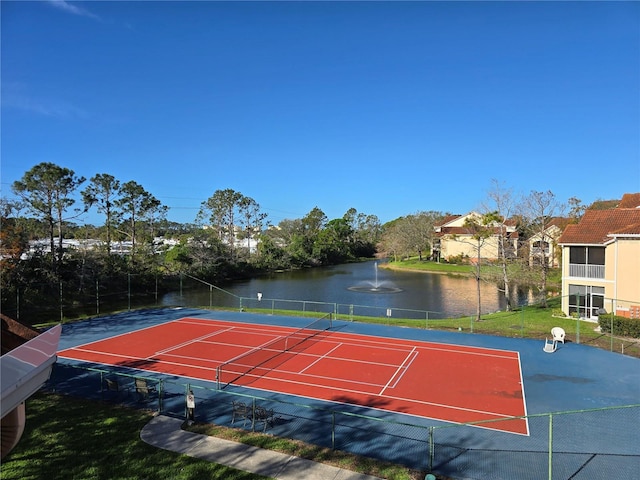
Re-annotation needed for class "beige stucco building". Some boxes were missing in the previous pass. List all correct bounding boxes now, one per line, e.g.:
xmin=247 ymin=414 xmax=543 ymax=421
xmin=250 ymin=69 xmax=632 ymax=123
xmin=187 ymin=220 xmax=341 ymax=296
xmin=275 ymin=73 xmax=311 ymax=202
xmin=557 ymin=193 xmax=640 ymax=319
xmin=433 ymin=212 xmax=518 ymax=263
xmin=528 ymin=217 xmax=570 ymax=268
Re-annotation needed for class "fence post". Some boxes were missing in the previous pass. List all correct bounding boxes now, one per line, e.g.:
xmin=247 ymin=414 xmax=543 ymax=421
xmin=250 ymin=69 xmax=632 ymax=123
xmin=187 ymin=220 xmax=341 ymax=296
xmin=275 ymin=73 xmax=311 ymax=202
xmin=331 ymin=411 xmax=336 ymax=450
xmin=576 ymin=292 xmax=580 ymax=344
xmin=60 ymin=281 xmax=64 ymax=322
xmin=251 ymin=398 xmax=256 ymax=431
xmin=548 ymin=413 xmax=553 ymax=480
xmin=428 ymin=426 xmax=434 ymax=472
xmin=158 ymin=378 xmax=164 ymax=413
xmin=610 ymin=314 xmax=614 ymax=352
xmin=96 ymin=279 xmax=100 ymax=315
xmin=184 ymin=383 xmax=190 ymax=418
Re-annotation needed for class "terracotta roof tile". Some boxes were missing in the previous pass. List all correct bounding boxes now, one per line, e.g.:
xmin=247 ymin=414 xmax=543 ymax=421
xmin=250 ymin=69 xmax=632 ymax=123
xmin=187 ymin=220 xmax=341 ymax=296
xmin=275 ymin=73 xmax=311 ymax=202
xmin=617 ymin=193 xmax=640 ymax=209
xmin=609 ymin=222 xmax=640 ymax=236
xmin=558 ymin=208 xmax=640 ymax=244
xmin=434 ymin=214 xmax=461 ymax=227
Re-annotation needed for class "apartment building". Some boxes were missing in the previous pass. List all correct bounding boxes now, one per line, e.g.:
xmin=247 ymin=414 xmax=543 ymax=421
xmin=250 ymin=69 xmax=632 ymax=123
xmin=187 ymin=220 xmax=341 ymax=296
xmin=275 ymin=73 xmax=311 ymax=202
xmin=557 ymin=193 xmax=640 ymax=319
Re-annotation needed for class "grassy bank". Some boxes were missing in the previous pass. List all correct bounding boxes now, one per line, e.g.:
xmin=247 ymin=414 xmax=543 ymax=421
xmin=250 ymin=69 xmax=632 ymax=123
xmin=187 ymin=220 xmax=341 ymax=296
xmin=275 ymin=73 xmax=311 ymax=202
xmin=381 ymin=259 xmax=474 ymax=275
xmin=381 ymin=258 xmax=562 ymax=290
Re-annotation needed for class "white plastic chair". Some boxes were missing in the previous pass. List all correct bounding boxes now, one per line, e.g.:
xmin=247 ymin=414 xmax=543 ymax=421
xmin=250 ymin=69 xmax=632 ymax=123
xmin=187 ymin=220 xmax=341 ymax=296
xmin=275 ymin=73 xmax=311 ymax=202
xmin=543 ymin=338 xmax=557 ymax=353
xmin=551 ymin=327 xmax=566 ymax=344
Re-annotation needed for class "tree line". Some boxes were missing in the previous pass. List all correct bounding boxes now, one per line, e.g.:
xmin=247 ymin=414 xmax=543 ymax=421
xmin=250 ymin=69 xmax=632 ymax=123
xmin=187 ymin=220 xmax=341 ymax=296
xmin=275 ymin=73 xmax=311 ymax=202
xmin=0 ymin=162 xmax=384 ymax=320
xmin=1 ymin=163 xmax=596 ymax=322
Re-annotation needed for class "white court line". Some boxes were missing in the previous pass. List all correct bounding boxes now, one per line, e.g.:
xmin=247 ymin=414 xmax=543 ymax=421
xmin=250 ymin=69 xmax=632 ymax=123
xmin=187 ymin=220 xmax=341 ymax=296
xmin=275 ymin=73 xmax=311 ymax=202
xmin=379 ymin=348 xmax=419 ymax=395
xmin=59 ymin=348 xmax=138 ymax=362
xmin=155 ymin=327 xmax=234 ymax=355
xmin=326 ymin=332 xmax=519 ymax=359
xmin=299 ymin=343 xmax=343 ymax=375
xmin=516 ymin=351 xmax=530 ymax=435
xmin=240 ymin=368 xmax=523 ymax=421
xmin=62 ymin=321 xmax=527 ymax=433
xmin=61 ymin=347 xmax=220 ymax=376
xmin=61 ymin=318 xmax=189 ymax=351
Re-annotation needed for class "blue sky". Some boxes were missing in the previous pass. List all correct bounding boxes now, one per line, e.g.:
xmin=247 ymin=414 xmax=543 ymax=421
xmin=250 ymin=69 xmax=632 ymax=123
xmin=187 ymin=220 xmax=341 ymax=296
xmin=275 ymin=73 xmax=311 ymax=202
xmin=2 ymin=1 xmax=639 ymax=227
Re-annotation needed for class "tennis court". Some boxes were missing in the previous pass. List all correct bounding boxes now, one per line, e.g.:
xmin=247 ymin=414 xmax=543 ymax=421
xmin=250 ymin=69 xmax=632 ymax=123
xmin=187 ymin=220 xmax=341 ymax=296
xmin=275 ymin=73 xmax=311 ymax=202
xmin=50 ymin=308 xmax=639 ymax=478
xmin=57 ymin=315 xmax=528 ymax=435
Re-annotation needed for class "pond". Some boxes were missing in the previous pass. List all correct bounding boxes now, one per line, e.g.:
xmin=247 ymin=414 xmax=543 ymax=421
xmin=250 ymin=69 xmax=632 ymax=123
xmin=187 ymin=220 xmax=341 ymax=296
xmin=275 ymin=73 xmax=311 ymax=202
xmin=162 ymin=260 xmax=530 ymax=318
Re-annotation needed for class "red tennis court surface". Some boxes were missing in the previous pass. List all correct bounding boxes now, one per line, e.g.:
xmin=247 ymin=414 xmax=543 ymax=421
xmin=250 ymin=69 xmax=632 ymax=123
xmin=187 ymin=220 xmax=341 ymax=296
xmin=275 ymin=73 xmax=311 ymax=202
xmin=58 ymin=317 xmax=529 ymax=434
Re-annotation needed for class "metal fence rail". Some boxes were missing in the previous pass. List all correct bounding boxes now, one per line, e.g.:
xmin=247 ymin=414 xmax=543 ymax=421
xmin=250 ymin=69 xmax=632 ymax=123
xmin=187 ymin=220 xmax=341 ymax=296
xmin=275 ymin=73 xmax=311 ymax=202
xmin=8 ymin=272 xmax=638 ymax=357
xmin=46 ymin=363 xmax=639 ymax=480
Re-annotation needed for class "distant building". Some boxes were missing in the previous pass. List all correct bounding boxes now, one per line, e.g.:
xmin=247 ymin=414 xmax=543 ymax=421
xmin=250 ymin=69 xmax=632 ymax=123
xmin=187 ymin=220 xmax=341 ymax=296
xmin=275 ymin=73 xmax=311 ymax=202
xmin=528 ymin=217 xmax=570 ymax=268
xmin=558 ymin=193 xmax=640 ymax=319
xmin=433 ymin=212 xmax=518 ymax=263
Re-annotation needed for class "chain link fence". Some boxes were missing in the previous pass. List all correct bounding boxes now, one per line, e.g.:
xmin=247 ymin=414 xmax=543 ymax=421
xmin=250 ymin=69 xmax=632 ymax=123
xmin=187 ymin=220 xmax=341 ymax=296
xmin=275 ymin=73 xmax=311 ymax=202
xmin=46 ymin=363 xmax=639 ymax=480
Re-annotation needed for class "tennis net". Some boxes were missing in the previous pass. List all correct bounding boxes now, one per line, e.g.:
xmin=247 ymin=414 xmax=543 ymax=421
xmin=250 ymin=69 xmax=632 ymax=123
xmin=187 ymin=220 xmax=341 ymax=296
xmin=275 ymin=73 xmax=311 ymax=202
xmin=216 ymin=313 xmax=333 ymax=389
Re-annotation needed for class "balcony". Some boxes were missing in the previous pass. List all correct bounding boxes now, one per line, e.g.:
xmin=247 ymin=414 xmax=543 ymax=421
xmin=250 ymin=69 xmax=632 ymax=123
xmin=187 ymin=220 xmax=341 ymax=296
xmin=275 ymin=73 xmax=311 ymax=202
xmin=569 ymin=263 xmax=605 ymax=279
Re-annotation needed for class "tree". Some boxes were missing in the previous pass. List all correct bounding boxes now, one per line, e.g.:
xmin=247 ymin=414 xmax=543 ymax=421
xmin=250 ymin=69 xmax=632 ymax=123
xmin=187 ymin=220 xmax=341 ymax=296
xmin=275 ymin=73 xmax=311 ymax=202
xmin=481 ymin=179 xmax=518 ymax=311
xmin=82 ymin=173 xmax=121 ymax=254
xmin=521 ymin=190 xmax=564 ymax=307
xmin=343 ymin=208 xmax=382 ymax=258
xmin=379 ymin=211 xmax=442 ymax=261
xmin=238 ymin=195 xmax=268 ymax=254
xmin=255 ymin=234 xmax=288 ymax=270
xmin=301 ymin=207 xmax=327 ymax=264
xmin=115 ymin=181 xmax=162 ymax=258
xmin=567 ymin=197 xmax=586 ymax=223
xmin=199 ymin=189 xmax=244 ymax=258
xmin=12 ymin=162 xmax=86 ymax=268
xmin=313 ymin=218 xmax=353 ymax=264
xmin=0 ymin=198 xmax=29 ymax=275
xmin=455 ymin=213 xmax=498 ymax=322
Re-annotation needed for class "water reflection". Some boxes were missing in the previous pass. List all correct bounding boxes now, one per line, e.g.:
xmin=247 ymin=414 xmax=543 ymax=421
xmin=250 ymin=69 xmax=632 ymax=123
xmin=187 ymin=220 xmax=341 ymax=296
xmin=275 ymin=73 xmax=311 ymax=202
xmin=162 ymin=261 xmax=530 ymax=318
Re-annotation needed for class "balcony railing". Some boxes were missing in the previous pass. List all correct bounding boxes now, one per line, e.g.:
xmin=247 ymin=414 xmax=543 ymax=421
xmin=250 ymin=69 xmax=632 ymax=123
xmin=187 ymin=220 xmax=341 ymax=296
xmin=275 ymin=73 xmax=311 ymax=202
xmin=569 ymin=263 xmax=605 ymax=279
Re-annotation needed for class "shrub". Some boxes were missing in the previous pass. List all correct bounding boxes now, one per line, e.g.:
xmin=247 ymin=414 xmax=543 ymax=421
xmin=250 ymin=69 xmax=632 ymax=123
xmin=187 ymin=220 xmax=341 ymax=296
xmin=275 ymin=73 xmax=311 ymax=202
xmin=599 ymin=316 xmax=640 ymax=338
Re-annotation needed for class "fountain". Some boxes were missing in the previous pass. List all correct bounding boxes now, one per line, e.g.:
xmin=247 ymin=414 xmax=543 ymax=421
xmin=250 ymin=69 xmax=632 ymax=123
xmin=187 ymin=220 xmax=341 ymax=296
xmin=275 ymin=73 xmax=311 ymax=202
xmin=348 ymin=262 xmax=402 ymax=293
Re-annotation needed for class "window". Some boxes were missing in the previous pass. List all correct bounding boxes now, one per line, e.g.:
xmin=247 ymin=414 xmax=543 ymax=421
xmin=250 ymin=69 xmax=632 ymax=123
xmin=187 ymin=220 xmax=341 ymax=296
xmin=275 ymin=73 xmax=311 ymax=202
xmin=569 ymin=246 xmax=604 ymax=265
xmin=568 ymin=285 xmax=605 ymax=318
xmin=568 ymin=246 xmax=605 ymax=278
xmin=570 ymin=247 xmax=586 ymax=264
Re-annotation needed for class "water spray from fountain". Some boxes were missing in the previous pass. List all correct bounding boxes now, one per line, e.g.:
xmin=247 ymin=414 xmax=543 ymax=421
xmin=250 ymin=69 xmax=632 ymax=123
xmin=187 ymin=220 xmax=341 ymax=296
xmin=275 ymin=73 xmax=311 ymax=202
xmin=348 ymin=261 xmax=402 ymax=293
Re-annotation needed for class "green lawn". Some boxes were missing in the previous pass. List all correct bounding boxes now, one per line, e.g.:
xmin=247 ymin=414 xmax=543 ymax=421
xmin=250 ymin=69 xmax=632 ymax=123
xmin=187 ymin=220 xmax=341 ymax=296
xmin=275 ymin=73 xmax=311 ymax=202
xmin=4 ymin=393 xmax=427 ymax=480
xmin=2 ymin=393 xmax=271 ymax=480
xmin=382 ymin=259 xmax=475 ymax=275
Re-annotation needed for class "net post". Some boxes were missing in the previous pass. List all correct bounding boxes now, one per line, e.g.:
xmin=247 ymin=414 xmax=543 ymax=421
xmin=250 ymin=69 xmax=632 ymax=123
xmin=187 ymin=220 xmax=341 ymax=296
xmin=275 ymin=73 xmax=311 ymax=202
xmin=215 ymin=366 xmax=220 ymax=390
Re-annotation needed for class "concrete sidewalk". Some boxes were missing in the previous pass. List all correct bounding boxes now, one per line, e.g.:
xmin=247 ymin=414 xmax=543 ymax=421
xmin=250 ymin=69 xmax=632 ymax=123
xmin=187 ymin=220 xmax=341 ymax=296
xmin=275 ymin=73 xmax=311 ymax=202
xmin=140 ymin=415 xmax=383 ymax=480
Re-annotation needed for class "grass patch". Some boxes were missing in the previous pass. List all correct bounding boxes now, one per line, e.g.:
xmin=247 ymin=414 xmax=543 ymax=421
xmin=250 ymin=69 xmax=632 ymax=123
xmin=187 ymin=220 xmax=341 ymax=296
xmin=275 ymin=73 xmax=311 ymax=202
xmin=2 ymin=393 xmax=271 ymax=480
xmin=3 ymin=393 xmax=435 ymax=480
xmin=185 ymin=422 xmax=427 ymax=480
xmin=382 ymin=259 xmax=474 ymax=275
